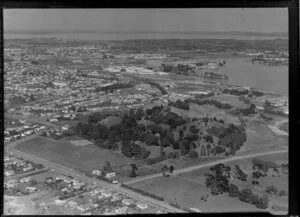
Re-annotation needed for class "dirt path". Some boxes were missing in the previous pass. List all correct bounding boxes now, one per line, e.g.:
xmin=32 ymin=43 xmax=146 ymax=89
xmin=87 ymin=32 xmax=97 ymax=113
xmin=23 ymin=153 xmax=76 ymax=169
xmin=267 ymin=119 xmax=288 ymax=136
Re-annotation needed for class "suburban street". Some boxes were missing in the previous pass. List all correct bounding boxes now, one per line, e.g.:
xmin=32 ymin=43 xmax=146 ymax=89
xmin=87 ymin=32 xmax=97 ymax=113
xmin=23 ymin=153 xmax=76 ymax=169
xmin=5 ymin=113 xmax=60 ymax=129
xmin=124 ymin=149 xmax=288 ymax=185
xmin=10 ymin=149 xmax=185 ymax=213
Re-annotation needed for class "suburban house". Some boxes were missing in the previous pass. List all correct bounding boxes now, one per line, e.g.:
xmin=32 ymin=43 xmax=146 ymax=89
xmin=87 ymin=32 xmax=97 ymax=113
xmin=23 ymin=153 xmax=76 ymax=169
xmin=4 ymin=180 xmax=18 ymax=188
xmin=136 ymin=202 xmax=148 ymax=209
xmin=54 ymin=199 xmax=67 ymax=206
xmin=92 ymin=169 xmax=102 ymax=176
xmin=26 ymin=186 xmax=39 ymax=193
xmin=105 ymin=172 xmax=116 ymax=179
xmin=4 ymin=170 xmax=15 ymax=176
xmin=20 ymin=177 xmax=31 ymax=183
xmin=122 ymin=198 xmax=134 ymax=206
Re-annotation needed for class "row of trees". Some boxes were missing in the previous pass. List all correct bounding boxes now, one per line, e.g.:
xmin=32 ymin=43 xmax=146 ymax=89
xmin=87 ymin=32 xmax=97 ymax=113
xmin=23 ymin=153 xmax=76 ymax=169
xmin=223 ymin=88 xmax=249 ymax=96
xmin=145 ymin=80 xmax=168 ymax=95
xmin=185 ymin=98 xmax=233 ymax=110
xmin=169 ymin=100 xmax=190 ymax=110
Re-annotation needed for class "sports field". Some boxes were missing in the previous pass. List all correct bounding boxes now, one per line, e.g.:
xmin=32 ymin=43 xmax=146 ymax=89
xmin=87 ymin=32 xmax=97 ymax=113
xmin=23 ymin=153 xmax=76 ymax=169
xmin=15 ymin=136 xmax=130 ymax=173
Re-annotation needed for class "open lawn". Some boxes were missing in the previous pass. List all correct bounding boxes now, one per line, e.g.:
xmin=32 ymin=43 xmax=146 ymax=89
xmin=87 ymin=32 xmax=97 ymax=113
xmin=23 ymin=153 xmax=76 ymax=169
xmin=171 ymin=104 xmax=224 ymax=119
xmin=237 ymin=122 xmax=288 ymax=154
xmin=15 ymin=136 xmax=130 ymax=174
xmin=130 ymin=175 xmax=262 ymax=212
xmin=279 ymin=122 xmax=288 ymax=133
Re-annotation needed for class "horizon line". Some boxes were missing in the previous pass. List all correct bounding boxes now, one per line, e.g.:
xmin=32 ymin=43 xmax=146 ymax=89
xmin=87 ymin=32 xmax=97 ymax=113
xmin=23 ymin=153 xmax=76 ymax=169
xmin=4 ymin=30 xmax=288 ymax=36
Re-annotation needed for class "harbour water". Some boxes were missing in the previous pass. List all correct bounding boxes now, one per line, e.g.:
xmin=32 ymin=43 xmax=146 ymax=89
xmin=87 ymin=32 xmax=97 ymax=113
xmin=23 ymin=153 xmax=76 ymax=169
xmin=4 ymin=33 xmax=288 ymax=96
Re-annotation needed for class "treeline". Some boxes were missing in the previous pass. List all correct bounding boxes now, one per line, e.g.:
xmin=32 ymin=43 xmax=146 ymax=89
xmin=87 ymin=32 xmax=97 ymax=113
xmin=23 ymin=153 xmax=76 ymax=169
xmin=185 ymin=98 xmax=233 ymax=110
xmin=121 ymin=184 xmax=164 ymax=201
xmin=95 ymin=83 xmax=133 ymax=93
xmin=223 ymin=88 xmax=249 ymax=96
xmin=223 ymin=88 xmax=264 ymax=97
xmin=145 ymin=80 xmax=168 ymax=95
xmin=194 ymin=92 xmax=215 ymax=100
xmin=169 ymin=100 xmax=190 ymax=110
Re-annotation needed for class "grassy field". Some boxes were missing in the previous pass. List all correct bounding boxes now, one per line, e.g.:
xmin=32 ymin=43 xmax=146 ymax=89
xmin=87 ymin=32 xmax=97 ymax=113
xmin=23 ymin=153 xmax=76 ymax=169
xmin=171 ymin=104 xmax=224 ymax=118
xmin=279 ymin=122 xmax=288 ymax=133
xmin=238 ymin=121 xmax=288 ymax=154
xmin=173 ymin=153 xmax=288 ymax=212
xmin=15 ymin=136 xmax=130 ymax=174
xmin=129 ymin=175 xmax=261 ymax=212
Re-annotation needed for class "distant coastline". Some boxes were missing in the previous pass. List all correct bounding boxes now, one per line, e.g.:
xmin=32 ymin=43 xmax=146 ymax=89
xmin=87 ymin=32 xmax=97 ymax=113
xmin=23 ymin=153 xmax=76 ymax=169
xmin=4 ymin=30 xmax=288 ymax=38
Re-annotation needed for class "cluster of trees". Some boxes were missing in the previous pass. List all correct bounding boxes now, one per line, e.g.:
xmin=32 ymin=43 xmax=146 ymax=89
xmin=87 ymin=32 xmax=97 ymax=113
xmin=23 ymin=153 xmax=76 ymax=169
xmin=161 ymin=64 xmax=175 ymax=72
xmin=251 ymin=90 xmax=264 ymax=97
xmin=266 ymin=185 xmax=278 ymax=195
xmin=205 ymin=163 xmax=231 ymax=195
xmin=145 ymin=105 xmax=187 ymax=129
xmin=223 ymin=88 xmax=249 ymax=96
xmin=121 ymin=140 xmax=150 ymax=159
xmin=194 ymin=92 xmax=215 ymax=100
xmin=186 ymin=98 xmax=233 ymax=110
xmin=95 ymin=83 xmax=133 ymax=93
xmin=207 ymin=124 xmax=247 ymax=155
xmin=205 ymin=164 xmax=269 ymax=209
xmin=233 ymin=165 xmax=248 ymax=181
xmin=239 ymin=95 xmax=251 ymax=104
xmin=74 ymin=106 xmax=188 ymax=159
xmin=236 ymin=103 xmax=256 ymax=116
xmin=252 ymin=170 xmax=267 ymax=179
xmin=238 ymin=188 xmax=269 ymax=209
xmin=145 ymin=80 xmax=168 ymax=95
xmin=252 ymin=158 xmax=278 ymax=173
xmin=169 ymin=100 xmax=190 ymax=110
xmin=161 ymin=164 xmax=175 ymax=176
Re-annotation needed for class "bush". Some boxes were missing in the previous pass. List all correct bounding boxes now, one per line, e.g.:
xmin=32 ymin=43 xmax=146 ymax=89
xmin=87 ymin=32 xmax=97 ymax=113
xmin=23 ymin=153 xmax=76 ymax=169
xmin=255 ymin=195 xmax=269 ymax=209
xmin=252 ymin=158 xmax=278 ymax=173
xmin=266 ymin=185 xmax=278 ymax=195
xmin=239 ymin=188 xmax=255 ymax=203
xmin=169 ymin=100 xmax=190 ymax=110
xmin=279 ymin=190 xmax=288 ymax=197
xmin=188 ymin=150 xmax=199 ymax=159
xmin=228 ymin=184 xmax=240 ymax=198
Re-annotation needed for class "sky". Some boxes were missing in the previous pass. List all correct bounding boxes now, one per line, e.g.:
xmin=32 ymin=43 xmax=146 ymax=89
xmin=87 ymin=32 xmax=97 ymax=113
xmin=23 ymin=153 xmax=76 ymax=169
xmin=4 ymin=8 xmax=288 ymax=33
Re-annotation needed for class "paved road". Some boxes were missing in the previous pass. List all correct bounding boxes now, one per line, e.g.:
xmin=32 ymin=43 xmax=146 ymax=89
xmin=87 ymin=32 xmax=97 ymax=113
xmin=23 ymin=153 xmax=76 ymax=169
xmin=124 ymin=149 xmax=288 ymax=185
xmin=10 ymin=149 xmax=185 ymax=213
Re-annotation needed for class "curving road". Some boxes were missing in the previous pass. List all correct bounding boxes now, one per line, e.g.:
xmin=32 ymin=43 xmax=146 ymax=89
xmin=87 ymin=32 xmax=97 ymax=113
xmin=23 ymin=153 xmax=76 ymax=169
xmin=124 ymin=149 xmax=288 ymax=185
